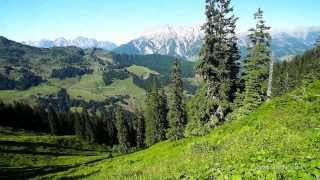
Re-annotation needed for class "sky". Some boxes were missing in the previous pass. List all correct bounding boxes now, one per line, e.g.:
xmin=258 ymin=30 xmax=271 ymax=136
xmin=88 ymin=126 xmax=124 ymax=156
xmin=0 ymin=0 xmax=320 ymax=45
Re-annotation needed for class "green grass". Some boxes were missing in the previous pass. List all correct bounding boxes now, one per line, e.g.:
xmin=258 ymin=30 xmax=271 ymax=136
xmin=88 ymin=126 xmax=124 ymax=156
xmin=126 ymin=65 xmax=159 ymax=78
xmin=1 ymin=81 xmax=320 ymax=179
xmin=0 ymin=127 xmax=111 ymax=179
xmin=39 ymin=81 xmax=320 ymax=179
xmin=0 ymin=70 xmax=146 ymax=103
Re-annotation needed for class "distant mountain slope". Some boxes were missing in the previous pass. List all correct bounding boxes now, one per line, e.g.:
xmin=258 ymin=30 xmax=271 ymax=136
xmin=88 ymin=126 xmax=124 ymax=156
xmin=114 ymin=25 xmax=320 ymax=61
xmin=0 ymin=36 xmax=197 ymax=103
xmin=22 ymin=37 xmax=117 ymax=50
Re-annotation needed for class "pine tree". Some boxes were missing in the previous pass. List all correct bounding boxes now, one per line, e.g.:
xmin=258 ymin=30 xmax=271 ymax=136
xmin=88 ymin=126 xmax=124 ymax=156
xmin=48 ymin=104 xmax=59 ymax=135
xmin=197 ymin=0 xmax=240 ymax=122
xmin=241 ymin=8 xmax=271 ymax=113
xmin=115 ymin=106 xmax=130 ymax=153
xmin=167 ymin=60 xmax=187 ymax=140
xmin=144 ymin=80 xmax=168 ymax=146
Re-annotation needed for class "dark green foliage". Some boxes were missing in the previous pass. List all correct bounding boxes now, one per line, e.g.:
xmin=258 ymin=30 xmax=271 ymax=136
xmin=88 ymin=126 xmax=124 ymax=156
xmin=0 ymin=101 xmax=49 ymax=132
xmin=74 ymin=112 xmax=86 ymax=136
xmin=131 ymin=73 xmax=160 ymax=90
xmin=102 ymin=68 xmax=130 ymax=85
xmin=0 ymin=73 xmax=15 ymax=90
xmin=185 ymin=85 xmax=216 ymax=136
xmin=167 ymin=60 xmax=187 ymax=140
xmin=133 ymin=107 xmax=145 ymax=148
xmin=145 ymin=81 xmax=168 ymax=146
xmin=115 ymin=106 xmax=130 ymax=153
xmin=196 ymin=0 xmax=240 ymax=122
xmin=15 ymin=69 xmax=45 ymax=90
xmin=240 ymin=8 xmax=272 ymax=114
xmin=50 ymin=46 xmax=85 ymax=64
xmin=48 ymin=104 xmax=59 ymax=135
xmin=157 ymin=89 xmax=169 ymax=140
xmin=273 ymin=46 xmax=320 ymax=95
xmin=56 ymin=88 xmax=70 ymax=113
xmin=51 ymin=66 xmax=93 ymax=79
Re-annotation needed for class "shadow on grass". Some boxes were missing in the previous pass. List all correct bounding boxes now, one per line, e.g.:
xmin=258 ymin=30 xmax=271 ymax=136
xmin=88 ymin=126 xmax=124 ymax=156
xmin=0 ymin=157 xmax=105 ymax=179
xmin=0 ymin=149 xmax=98 ymax=156
xmin=0 ymin=140 xmax=106 ymax=153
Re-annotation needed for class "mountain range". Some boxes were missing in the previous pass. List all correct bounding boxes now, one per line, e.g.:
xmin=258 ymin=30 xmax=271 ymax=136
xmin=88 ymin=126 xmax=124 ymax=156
xmin=114 ymin=25 xmax=320 ymax=61
xmin=22 ymin=36 xmax=117 ymax=50
xmin=22 ymin=25 xmax=320 ymax=61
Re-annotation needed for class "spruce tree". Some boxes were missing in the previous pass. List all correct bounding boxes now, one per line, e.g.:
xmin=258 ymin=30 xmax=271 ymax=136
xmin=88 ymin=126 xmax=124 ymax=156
xmin=167 ymin=60 xmax=187 ymax=140
xmin=144 ymin=80 xmax=168 ymax=146
xmin=197 ymin=0 xmax=240 ymax=122
xmin=115 ymin=106 xmax=130 ymax=153
xmin=241 ymin=8 xmax=271 ymax=113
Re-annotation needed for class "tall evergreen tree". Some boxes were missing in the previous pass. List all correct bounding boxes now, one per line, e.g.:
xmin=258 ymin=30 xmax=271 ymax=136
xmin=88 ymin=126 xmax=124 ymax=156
xmin=197 ymin=0 xmax=240 ymax=122
xmin=144 ymin=80 xmax=168 ymax=146
xmin=145 ymin=81 xmax=159 ymax=146
xmin=115 ymin=106 xmax=130 ymax=153
xmin=167 ymin=60 xmax=187 ymax=140
xmin=241 ymin=8 xmax=271 ymax=113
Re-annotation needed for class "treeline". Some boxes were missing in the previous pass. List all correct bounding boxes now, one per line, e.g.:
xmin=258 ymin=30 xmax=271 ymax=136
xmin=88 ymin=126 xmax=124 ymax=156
xmin=0 ymin=68 xmax=45 ymax=90
xmin=51 ymin=66 xmax=93 ymax=80
xmin=0 ymin=100 xmax=145 ymax=149
xmin=273 ymin=44 xmax=320 ymax=96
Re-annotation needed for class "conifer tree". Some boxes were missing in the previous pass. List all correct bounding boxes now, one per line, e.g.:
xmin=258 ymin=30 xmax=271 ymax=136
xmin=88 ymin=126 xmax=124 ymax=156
xmin=197 ymin=0 xmax=240 ymax=122
xmin=241 ymin=8 xmax=271 ymax=113
xmin=167 ymin=60 xmax=187 ymax=140
xmin=145 ymin=80 xmax=168 ymax=146
xmin=115 ymin=106 xmax=130 ymax=153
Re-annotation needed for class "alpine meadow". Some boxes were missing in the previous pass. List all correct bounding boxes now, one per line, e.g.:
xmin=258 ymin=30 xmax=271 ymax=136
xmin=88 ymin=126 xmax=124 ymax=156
xmin=0 ymin=0 xmax=320 ymax=179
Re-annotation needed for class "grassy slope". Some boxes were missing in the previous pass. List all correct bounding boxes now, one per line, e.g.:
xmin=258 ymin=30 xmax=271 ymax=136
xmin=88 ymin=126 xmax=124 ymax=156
xmin=0 ymin=127 xmax=111 ymax=179
xmin=126 ymin=65 xmax=159 ymax=78
xmin=40 ymin=81 xmax=320 ymax=179
xmin=0 ymin=71 xmax=145 ymax=103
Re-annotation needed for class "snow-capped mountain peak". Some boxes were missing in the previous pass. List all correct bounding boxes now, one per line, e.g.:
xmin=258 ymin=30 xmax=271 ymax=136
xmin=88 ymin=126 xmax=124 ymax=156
xmin=114 ymin=24 xmax=320 ymax=61
xmin=115 ymin=25 xmax=204 ymax=59
xmin=22 ymin=37 xmax=117 ymax=50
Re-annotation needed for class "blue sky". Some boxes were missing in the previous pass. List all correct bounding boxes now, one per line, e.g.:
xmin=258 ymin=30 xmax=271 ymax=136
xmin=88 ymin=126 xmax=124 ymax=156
xmin=0 ymin=0 xmax=320 ymax=44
